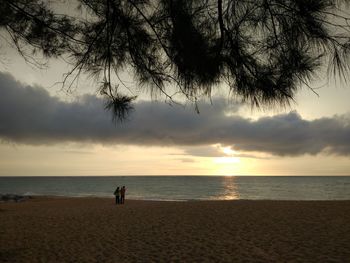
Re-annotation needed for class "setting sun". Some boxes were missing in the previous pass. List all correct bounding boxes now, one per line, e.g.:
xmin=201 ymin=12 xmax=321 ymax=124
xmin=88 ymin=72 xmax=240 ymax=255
xmin=221 ymin=146 xmax=236 ymax=156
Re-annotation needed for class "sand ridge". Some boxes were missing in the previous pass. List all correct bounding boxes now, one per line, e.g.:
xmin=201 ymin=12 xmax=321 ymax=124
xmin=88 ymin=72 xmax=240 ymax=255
xmin=1 ymin=198 xmax=350 ymax=262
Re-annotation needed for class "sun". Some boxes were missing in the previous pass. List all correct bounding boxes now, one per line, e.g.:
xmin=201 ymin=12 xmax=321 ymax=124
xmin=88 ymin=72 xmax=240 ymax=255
xmin=212 ymin=146 xmax=240 ymax=164
xmin=221 ymin=146 xmax=236 ymax=155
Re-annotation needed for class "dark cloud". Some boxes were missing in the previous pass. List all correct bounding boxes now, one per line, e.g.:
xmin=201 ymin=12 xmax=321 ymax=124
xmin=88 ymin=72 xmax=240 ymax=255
xmin=182 ymin=146 xmax=225 ymax=157
xmin=1 ymin=72 xmax=350 ymax=156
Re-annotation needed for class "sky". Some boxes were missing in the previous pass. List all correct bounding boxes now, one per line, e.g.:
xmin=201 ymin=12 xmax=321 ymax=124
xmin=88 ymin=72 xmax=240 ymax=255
xmin=1 ymin=3 xmax=350 ymax=176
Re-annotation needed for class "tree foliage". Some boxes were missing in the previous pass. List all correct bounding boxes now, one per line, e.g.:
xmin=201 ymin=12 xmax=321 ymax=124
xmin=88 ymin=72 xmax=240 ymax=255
xmin=1 ymin=0 xmax=350 ymax=120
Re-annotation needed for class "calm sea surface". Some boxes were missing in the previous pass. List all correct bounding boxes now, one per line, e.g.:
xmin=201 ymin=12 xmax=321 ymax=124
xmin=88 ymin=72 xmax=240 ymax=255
xmin=0 ymin=176 xmax=350 ymax=201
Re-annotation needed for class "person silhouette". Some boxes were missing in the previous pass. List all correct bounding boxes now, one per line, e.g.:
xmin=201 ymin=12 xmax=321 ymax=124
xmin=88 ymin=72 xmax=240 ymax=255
xmin=114 ymin=187 xmax=120 ymax=205
xmin=121 ymin=186 xmax=126 ymax=204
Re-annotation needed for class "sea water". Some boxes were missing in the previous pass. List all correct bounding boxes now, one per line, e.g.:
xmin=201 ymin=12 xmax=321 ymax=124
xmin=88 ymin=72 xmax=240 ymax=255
xmin=0 ymin=176 xmax=350 ymax=201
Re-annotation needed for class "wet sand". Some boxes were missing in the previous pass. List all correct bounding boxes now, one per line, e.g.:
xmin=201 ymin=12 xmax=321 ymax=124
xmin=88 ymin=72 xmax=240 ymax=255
xmin=1 ymin=198 xmax=350 ymax=262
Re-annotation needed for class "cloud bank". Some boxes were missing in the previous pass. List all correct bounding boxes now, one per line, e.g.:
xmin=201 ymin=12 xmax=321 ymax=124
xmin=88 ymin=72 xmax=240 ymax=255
xmin=1 ymin=72 xmax=350 ymax=156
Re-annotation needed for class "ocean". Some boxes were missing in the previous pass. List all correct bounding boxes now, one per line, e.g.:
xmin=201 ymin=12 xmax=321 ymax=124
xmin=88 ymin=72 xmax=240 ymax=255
xmin=0 ymin=176 xmax=350 ymax=201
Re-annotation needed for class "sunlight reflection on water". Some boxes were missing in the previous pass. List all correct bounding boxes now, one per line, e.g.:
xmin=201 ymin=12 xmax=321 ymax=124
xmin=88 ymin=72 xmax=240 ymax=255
xmin=218 ymin=176 xmax=239 ymax=200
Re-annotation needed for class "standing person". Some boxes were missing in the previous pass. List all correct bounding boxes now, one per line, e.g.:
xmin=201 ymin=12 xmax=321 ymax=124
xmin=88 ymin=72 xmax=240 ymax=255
xmin=114 ymin=187 xmax=120 ymax=205
xmin=121 ymin=186 xmax=126 ymax=204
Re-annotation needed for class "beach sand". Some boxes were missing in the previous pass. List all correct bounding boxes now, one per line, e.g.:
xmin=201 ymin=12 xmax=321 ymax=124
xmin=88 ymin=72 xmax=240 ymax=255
xmin=1 ymin=198 xmax=350 ymax=262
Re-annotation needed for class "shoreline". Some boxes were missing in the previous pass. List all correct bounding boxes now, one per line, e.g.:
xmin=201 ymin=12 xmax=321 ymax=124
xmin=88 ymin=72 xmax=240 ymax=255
xmin=2 ymin=194 xmax=350 ymax=202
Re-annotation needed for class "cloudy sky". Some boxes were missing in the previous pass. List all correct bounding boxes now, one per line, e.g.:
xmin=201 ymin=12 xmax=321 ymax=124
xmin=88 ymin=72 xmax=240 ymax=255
xmin=1 ymin=9 xmax=350 ymax=176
